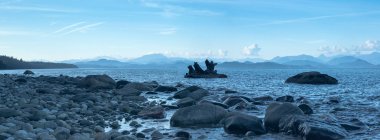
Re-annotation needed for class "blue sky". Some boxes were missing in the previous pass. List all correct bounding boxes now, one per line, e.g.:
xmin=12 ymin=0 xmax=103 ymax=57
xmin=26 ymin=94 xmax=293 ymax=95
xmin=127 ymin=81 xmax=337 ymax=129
xmin=1 ymin=0 xmax=380 ymax=61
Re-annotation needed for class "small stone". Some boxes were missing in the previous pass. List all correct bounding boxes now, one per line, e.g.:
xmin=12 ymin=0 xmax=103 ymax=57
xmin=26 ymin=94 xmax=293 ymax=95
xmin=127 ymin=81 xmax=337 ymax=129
xmin=298 ymin=104 xmax=313 ymax=115
xmin=175 ymin=131 xmax=191 ymax=139
xmin=136 ymin=133 xmax=145 ymax=138
xmin=151 ymin=130 xmax=164 ymax=140
xmin=275 ymin=95 xmax=294 ymax=102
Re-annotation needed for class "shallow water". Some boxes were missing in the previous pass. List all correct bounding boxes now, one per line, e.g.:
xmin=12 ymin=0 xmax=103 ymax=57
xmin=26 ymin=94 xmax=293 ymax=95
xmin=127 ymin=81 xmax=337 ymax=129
xmin=1 ymin=68 xmax=380 ymax=139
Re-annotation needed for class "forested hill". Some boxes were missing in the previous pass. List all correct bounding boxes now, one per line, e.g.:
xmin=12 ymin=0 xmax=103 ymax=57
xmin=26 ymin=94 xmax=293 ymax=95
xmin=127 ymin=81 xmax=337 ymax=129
xmin=0 ymin=55 xmax=77 ymax=70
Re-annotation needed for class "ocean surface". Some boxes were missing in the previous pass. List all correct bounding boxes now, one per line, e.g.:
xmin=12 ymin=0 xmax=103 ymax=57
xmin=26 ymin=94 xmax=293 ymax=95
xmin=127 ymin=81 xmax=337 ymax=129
xmin=1 ymin=68 xmax=380 ymax=139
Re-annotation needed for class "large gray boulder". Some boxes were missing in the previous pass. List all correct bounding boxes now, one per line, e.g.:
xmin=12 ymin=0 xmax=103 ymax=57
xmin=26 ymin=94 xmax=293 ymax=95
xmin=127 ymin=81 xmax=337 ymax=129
xmin=279 ymin=115 xmax=348 ymax=140
xmin=264 ymin=102 xmax=304 ymax=132
xmin=170 ymin=103 xmax=227 ymax=127
xmin=222 ymin=113 xmax=266 ymax=135
xmin=78 ymin=75 xmax=116 ymax=90
xmin=173 ymin=86 xmax=209 ymax=100
xmin=285 ymin=71 xmax=338 ymax=85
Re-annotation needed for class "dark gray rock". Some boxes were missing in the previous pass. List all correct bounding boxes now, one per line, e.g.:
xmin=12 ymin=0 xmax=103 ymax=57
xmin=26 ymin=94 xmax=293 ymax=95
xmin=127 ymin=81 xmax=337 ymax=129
xmin=264 ymin=102 xmax=304 ymax=132
xmin=151 ymin=130 xmax=164 ymax=140
xmin=138 ymin=106 xmax=165 ymax=119
xmin=170 ymin=103 xmax=227 ymax=127
xmin=175 ymin=97 xmax=196 ymax=108
xmin=222 ymin=113 xmax=266 ymax=135
xmin=298 ymin=104 xmax=313 ymax=115
xmin=78 ymin=75 xmax=116 ymax=90
xmin=0 ymin=108 xmax=20 ymax=118
xmin=175 ymin=131 xmax=191 ymax=139
xmin=279 ymin=115 xmax=348 ymax=140
xmin=115 ymin=86 xmax=142 ymax=96
xmin=253 ymin=95 xmax=274 ymax=101
xmin=173 ymin=86 xmax=209 ymax=101
xmin=223 ymin=96 xmax=248 ymax=107
xmin=23 ymin=70 xmax=35 ymax=75
xmin=124 ymin=82 xmax=153 ymax=91
xmin=285 ymin=71 xmax=338 ymax=85
xmin=116 ymin=80 xmax=130 ymax=89
xmin=275 ymin=95 xmax=294 ymax=102
xmin=155 ymin=86 xmax=178 ymax=93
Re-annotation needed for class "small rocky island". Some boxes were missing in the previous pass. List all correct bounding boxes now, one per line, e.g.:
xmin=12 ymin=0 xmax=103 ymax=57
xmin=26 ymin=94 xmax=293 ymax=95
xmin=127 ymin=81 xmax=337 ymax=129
xmin=185 ymin=59 xmax=227 ymax=78
xmin=285 ymin=71 xmax=338 ymax=85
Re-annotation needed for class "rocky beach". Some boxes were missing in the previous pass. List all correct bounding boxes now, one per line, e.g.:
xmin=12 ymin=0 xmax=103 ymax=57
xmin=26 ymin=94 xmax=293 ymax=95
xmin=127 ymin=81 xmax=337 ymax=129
xmin=0 ymin=71 xmax=379 ymax=140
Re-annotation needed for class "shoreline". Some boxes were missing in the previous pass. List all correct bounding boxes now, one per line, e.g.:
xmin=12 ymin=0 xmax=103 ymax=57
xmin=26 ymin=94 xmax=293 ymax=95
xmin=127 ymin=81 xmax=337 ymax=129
xmin=0 ymin=72 xmax=377 ymax=139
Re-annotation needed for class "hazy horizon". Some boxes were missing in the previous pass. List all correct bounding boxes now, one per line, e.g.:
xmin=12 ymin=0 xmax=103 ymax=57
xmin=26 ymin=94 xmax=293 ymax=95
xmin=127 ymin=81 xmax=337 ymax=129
xmin=1 ymin=0 xmax=380 ymax=61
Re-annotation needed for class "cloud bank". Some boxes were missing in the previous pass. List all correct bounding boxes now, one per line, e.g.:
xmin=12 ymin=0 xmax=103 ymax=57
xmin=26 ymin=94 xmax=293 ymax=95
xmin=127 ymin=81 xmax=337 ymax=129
xmin=242 ymin=44 xmax=261 ymax=56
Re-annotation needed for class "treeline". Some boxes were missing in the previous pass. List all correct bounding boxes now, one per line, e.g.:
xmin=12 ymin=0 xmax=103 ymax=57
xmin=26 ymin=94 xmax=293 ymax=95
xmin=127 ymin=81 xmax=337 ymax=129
xmin=0 ymin=55 xmax=77 ymax=70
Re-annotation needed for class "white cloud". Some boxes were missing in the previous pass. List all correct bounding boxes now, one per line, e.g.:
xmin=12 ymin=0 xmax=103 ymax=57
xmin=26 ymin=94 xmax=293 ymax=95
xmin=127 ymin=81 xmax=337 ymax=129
xmin=163 ymin=49 xmax=228 ymax=59
xmin=243 ymin=44 xmax=261 ymax=56
xmin=53 ymin=22 xmax=86 ymax=34
xmin=159 ymin=27 xmax=177 ymax=35
xmin=319 ymin=40 xmax=380 ymax=56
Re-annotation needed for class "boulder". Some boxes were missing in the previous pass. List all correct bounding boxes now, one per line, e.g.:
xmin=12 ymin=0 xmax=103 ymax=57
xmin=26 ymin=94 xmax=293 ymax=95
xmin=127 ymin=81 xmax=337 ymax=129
xmin=155 ymin=86 xmax=177 ymax=93
xmin=78 ymin=75 xmax=116 ymax=90
xmin=175 ymin=97 xmax=196 ymax=108
xmin=298 ymin=104 xmax=313 ymax=115
xmin=0 ymin=108 xmax=20 ymax=118
xmin=185 ymin=60 xmax=227 ymax=78
xmin=170 ymin=103 xmax=228 ymax=127
xmin=115 ymin=86 xmax=142 ymax=96
xmin=275 ymin=95 xmax=294 ymax=102
xmin=279 ymin=115 xmax=348 ymax=140
xmin=222 ymin=113 xmax=266 ymax=135
xmin=173 ymin=86 xmax=209 ymax=101
xmin=222 ymin=96 xmax=249 ymax=107
xmin=264 ymin=102 xmax=304 ymax=132
xmin=23 ymin=70 xmax=34 ymax=75
xmin=175 ymin=131 xmax=191 ymax=139
xmin=116 ymin=80 xmax=130 ymax=89
xmin=285 ymin=71 xmax=338 ymax=85
xmin=138 ymin=106 xmax=165 ymax=119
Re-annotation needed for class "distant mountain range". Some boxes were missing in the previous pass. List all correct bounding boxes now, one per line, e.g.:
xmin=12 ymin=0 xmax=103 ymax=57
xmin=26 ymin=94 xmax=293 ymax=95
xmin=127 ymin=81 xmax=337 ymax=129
xmin=66 ymin=52 xmax=380 ymax=69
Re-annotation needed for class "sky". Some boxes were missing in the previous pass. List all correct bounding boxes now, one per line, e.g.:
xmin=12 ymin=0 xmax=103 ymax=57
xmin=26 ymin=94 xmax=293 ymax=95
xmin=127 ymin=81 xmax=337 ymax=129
xmin=1 ymin=0 xmax=380 ymax=61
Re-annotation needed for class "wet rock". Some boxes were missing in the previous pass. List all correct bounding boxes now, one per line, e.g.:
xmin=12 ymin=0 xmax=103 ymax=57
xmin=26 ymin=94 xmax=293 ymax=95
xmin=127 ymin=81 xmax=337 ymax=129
xmin=340 ymin=123 xmax=362 ymax=131
xmin=225 ymin=90 xmax=238 ymax=94
xmin=223 ymin=96 xmax=249 ymax=107
xmin=151 ymin=130 xmax=164 ymax=140
xmin=71 ymin=93 xmax=99 ymax=103
xmin=115 ymin=86 xmax=142 ymax=96
xmin=175 ymin=97 xmax=196 ymax=108
xmin=173 ymin=86 xmax=209 ymax=101
xmin=79 ymin=119 xmax=93 ymax=126
xmin=23 ymin=70 xmax=35 ymax=75
xmin=155 ymin=86 xmax=178 ymax=93
xmin=222 ymin=113 xmax=266 ymax=135
xmin=146 ymin=91 xmax=158 ymax=95
xmin=15 ymin=78 xmax=27 ymax=84
xmin=275 ymin=95 xmax=294 ymax=102
xmin=264 ymin=102 xmax=304 ymax=132
xmin=221 ymin=95 xmax=252 ymax=102
xmin=298 ymin=104 xmax=313 ymax=115
xmin=138 ymin=106 xmax=165 ymax=119
xmin=175 ymin=131 xmax=191 ymax=139
xmin=279 ymin=115 xmax=348 ymax=140
xmin=78 ymin=75 xmax=116 ymax=90
xmin=27 ymin=109 xmax=48 ymax=121
xmin=129 ymin=121 xmax=142 ymax=128
xmin=124 ymin=82 xmax=153 ymax=91
xmin=136 ymin=133 xmax=145 ymax=138
xmin=54 ymin=127 xmax=71 ymax=140
xmin=116 ymin=80 xmax=130 ymax=89
xmin=285 ymin=71 xmax=338 ymax=85
xmin=68 ymin=133 xmax=91 ymax=140
xmin=0 ymin=108 xmax=20 ymax=118
xmin=170 ymin=103 xmax=227 ymax=127
xmin=327 ymin=96 xmax=340 ymax=104
xmin=198 ymin=100 xmax=229 ymax=109
xmin=123 ymin=96 xmax=148 ymax=102
xmin=114 ymin=135 xmax=136 ymax=140
xmin=252 ymin=95 xmax=274 ymax=101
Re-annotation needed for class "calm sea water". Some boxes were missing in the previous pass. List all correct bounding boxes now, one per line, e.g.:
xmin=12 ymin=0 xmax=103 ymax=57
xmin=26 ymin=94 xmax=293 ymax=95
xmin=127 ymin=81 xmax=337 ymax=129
xmin=1 ymin=68 xmax=380 ymax=139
